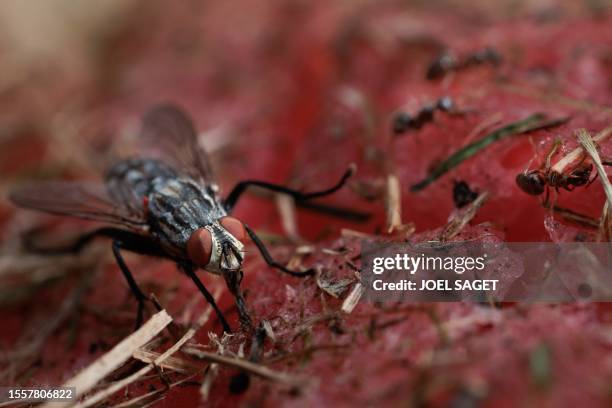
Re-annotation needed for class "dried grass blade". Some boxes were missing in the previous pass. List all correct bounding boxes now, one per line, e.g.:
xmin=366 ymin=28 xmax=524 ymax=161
xmin=41 ymin=310 xmax=172 ymax=408
xmin=577 ymin=129 xmax=612 ymax=239
xmin=553 ymin=125 xmax=612 ymax=173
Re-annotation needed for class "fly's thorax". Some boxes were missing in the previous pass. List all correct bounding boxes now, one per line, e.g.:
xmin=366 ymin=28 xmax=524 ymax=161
xmin=146 ymin=177 xmax=227 ymax=249
xmin=186 ymin=218 xmax=246 ymax=275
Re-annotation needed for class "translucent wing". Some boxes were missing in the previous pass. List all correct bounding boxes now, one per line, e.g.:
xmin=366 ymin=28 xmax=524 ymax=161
xmin=140 ymin=104 xmax=216 ymax=184
xmin=9 ymin=181 xmax=146 ymax=227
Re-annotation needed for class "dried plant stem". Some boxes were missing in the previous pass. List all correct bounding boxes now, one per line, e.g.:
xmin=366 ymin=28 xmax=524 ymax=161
xmin=577 ymin=129 xmax=612 ymax=238
xmin=385 ymin=174 xmax=402 ymax=233
xmin=542 ymin=203 xmax=600 ymax=229
xmin=200 ymin=363 xmax=220 ymax=401
xmin=76 ymin=286 xmax=221 ymax=407
xmin=132 ymin=349 xmax=201 ymax=373
xmin=183 ymin=348 xmax=302 ymax=388
xmin=552 ymin=125 xmax=612 ymax=173
xmin=440 ymin=191 xmax=489 ymax=240
xmin=74 ymin=320 xmax=195 ymax=408
xmin=275 ymin=193 xmax=301 ymax=242
xmin=341 ymin=282 xmax=365 ymax=313
xmin=42 ymin=310 xmax=172 ymax=408
xmin=110 ymin=373 xmax=198 ymax=408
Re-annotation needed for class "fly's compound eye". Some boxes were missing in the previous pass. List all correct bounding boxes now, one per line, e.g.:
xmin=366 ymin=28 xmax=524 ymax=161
xmin=516 ymin=171 xmax=545 ymax=195
xmin=187 ymin=227 xmax=213 ymax=268
xmin=220 ymin=216 xmax=246 ymax=242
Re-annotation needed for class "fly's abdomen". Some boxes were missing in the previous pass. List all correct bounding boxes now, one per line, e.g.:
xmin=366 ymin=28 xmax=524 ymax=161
xmin=105 ymin=158 xmax=179 ymax=215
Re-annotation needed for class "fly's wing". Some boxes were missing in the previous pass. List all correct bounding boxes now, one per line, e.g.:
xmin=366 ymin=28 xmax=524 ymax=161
xmin=9 ymin=181 xmax=146 ymax=227
xmin=140 ymin=104 xmax=216 ymax=185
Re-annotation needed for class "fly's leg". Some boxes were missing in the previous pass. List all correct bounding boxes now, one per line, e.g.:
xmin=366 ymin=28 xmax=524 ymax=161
xmin=585 ymin=157 xmax=612 ymax=186
xmin=25 ymin=227 xmax=167 ymax=330
xmin=223 ymin=165 xmax=355 ymax=212
xmin=22 ymin=227 xmax=161 ymax=257
xmin=222 ymin=269 xmax=253 ymax=331
xmin=181 ymin=262 xmax=232 ymax=334
xmin=112 ymin=240 xmax=151 ymax=330
xmin=244 ymin=224 xmax=314 ymax=277
xmin=541 ymin=185 xmax=552 ymax=210
xmin=23 ymin=227 xmax=125 ymax=255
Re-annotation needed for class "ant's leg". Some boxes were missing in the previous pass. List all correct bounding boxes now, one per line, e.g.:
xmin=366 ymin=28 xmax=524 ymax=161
xmin=244 ymin=224 xmax=314 ymax=277
xmin=181 ymin=263 xmax=232 ymax=334
xmin=112 ymin=240 xmax=149 ymax=330
xmin=544 ymin=139 xmax=561 ymax=172
xmin=542 ymin=186 xmax=551 ymax=209
xmin=586 ymin=172 xmax=599 ymax=188
xmin=600 ymin=156 xmax=612 ymax=167
xmin=223 ymin=165 xmax=354 ymax=212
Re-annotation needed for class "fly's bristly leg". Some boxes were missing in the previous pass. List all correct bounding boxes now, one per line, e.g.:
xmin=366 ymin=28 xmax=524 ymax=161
xmin=112 ymin=240 xmax=149 ymax=330
xmin=223 ymin=165 xmax=355 ymax=212
xmin=222 ymin=269 xmax=253 ymax=331
xmin=22 ymin=227 xmax=122 ymax=255
xmin=291 ymin=200 xmax=371 ymax=222
xmin=22 ymin=227 xmax=158 ymax=256
xmin=244 ymin=224 xmax=314 ymax=277
xmin=181 ymin=262 xmax=233 ymax=334
xmin=25 ymin=227 xmax=168 ymax=330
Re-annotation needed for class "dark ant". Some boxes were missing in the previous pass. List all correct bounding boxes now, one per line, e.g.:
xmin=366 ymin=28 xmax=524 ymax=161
xmin=516 ymin=139 xmax=595 ymax=198
xmin=426 ymin=47 xmax=501 ymax=80
xmin=392 ymin=96 xmax=455 ymax=135
xmin=452 ymin=180 xmax=479 ymax=208
xmin=516 ymin=164 xmax=593 ymax=196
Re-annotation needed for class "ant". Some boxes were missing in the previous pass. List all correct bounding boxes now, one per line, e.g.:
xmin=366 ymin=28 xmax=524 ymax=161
xmin=426 ymin=47 xmax=501 ymax=80
xmin=453 ymin=180 xmax=479 ymax=208
xmin=392 ymin=96 xmax=455 ymax=135
xmin=516 ymin=139 xmax=599 ymax=200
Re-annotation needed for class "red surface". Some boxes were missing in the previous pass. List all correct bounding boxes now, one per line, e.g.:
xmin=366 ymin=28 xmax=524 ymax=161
xmin=2 ymin=1 xmax=612 ymax=407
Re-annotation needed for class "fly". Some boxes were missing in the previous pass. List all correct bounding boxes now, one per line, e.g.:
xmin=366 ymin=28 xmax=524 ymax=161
xmin=10 ymin=104 xmax=355 ymax=334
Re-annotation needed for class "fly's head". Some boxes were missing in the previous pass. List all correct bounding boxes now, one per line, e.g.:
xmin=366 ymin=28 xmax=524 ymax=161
xmin=187 ymin=217 xmax=246 ymax=275
xmin=516 ymin=170 xmax=546 ymax=195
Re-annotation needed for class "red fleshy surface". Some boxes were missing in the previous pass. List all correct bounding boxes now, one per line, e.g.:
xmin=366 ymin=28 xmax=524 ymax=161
xmin=2 ymin=2 xmax=612 ymax=407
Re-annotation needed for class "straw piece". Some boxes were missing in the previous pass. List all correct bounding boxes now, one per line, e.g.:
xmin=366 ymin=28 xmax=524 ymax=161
xmin=552 ymin=125 xmax=612 ymax=173
xmin=183 ymin=348 xmax=302 ymax=388
xmin=74 ymin=322 xmax=195 ymax=408
xmin=577 ymin=129 xmax=612 ymax=239
xmin=275 ymin=193 xmax=300 ymax=241
xmin=385 ymin=174 xmax=403 ymax=233
xmin=440 ymin=191 xmax=489 ymax=240
xmin=132 ymin=349 xmax=201 ymax=373
xmin=41 ymin=310 xmax=172 ymax=408
xmin=341 ymin=282 xmax=365 ymax=314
